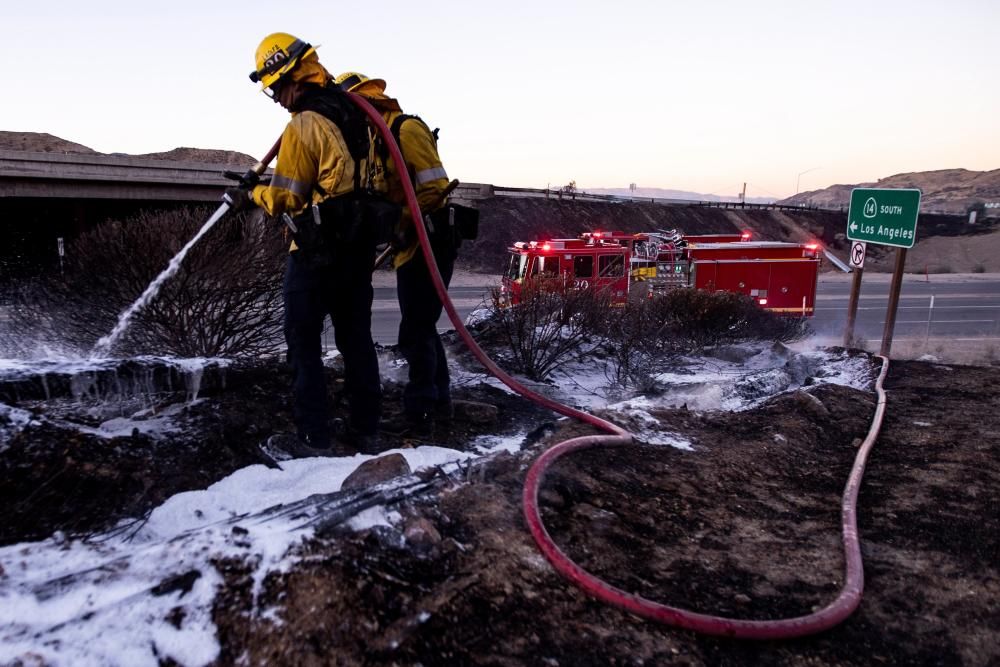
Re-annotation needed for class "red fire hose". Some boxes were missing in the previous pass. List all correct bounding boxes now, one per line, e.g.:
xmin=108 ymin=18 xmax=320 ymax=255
xmin=353 ymin=93 xmax=888 ymax=639
xmin=522 ymin=356 xmax=889 ymax=639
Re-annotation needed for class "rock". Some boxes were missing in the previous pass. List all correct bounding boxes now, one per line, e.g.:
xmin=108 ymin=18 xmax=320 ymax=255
xmin=791 ymin=390 xmax=830 ymax=419
xmin=342 ymin=454 xmax=412 ymax=490
xmin=452 ymin=400 xmax=498 ymax=425
xmin=403 ymin=517 xmax=442 ymax=548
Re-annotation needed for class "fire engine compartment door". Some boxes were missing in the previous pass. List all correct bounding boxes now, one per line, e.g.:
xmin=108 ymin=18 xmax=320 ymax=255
xmin=767 ymin=259 xmax=818 ymax=312
xmin=696 ymin=260 xmax=768 ymax=296
xmin=692 ymin=259 xmax=817 ymax=312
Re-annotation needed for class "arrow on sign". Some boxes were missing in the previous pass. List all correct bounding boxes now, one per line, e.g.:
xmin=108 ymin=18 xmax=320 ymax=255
xmin=849 ymin=221 xmax=858 ymax=233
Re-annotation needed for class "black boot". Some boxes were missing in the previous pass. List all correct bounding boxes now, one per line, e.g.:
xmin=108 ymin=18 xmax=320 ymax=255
xmin=261 ymin=433 xmax=336 ymax=461
xmin=379 ymin=411 xmax=433 ymax=438
xmin=333 ymin=419 xmax=384 ymax=455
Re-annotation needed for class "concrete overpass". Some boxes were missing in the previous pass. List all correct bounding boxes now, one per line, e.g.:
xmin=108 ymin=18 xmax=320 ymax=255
xmin=0 ymin=149 xmax=241 ymax=202
xmin=0 ymin=150 xmax=250 ymax=278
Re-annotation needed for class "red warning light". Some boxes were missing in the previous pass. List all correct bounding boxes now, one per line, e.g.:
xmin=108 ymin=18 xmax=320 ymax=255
xmin=592 ymin=231 xmax=603 ymax=238
xmin=541 ymin=243 xmax=551 ymax=252
xmin=806 ymin=243 xmax=819 ymax=250
xmin=740 ymin=231 xmax=752 ymax=240
xmin=758 ymin=298 xmax=768 ymax=305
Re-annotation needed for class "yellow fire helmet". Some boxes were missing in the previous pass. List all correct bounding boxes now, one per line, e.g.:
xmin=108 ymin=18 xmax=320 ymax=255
xmin=249 ymin=33 xmax=317 ymax=90
xmin=334 ymin=71 xmax=387 ymax=94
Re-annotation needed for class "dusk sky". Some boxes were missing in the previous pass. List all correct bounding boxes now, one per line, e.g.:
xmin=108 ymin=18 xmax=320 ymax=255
xmin=6 ymin=0 xmax=998 ymax=198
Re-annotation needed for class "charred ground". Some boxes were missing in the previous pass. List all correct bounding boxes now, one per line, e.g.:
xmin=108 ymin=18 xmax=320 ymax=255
xmin=1 ymin=351 xmax=998 ymax=665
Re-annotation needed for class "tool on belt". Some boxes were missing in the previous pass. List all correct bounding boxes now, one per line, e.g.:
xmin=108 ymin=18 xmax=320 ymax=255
xmin=372 ymin=179 xmax=480 ymax=271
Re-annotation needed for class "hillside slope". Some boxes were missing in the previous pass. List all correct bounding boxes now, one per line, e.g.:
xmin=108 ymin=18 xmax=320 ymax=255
xmin=0 ymin=131 xmax=97 ymax=154
xmin=133 ymin=147 xmax=257 ymax=166
xmin=0 ymin=131 xmax=254 ymax=165
xmin=779 ymin=168 xmax=1000 ymax=214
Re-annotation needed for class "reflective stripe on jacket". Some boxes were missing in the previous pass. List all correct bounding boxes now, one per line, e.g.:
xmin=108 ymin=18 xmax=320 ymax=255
xmin=251 ymin=110 xmax=358 ymax=217
xmin=390 ymin=112 xmax=450 ymax=268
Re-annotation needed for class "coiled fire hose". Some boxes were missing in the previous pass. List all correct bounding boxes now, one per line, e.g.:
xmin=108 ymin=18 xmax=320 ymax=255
xmin=277 ymin=93 xmax=889 ymax=640
xmin=521 ymin=356 xmax=889 ymax=639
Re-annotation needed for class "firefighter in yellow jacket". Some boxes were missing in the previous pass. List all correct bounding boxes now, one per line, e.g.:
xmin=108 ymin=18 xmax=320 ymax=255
xmin=225 ymin=35 xmax=382 ymax=457
xmin=336 ymin=72 xmax=454 ymax=436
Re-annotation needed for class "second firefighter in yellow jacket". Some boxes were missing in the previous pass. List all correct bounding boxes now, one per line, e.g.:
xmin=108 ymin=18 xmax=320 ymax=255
xmin=337 ymin=72 xmax=455 ymax=436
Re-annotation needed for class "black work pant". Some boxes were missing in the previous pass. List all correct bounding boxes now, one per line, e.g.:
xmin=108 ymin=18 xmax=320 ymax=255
xmin=396 ymin=243 xmax=456 ymax=417
xmin=283 ymin=248 xmax=381 ymax=441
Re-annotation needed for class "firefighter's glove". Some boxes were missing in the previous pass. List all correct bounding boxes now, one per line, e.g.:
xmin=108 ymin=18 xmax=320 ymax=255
xmin=223 ymin=187 xmax=255 ymax=212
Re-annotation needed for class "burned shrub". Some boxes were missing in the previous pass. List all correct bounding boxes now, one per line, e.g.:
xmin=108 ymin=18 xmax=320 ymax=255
xmin=592 ymin=299 xmax=678 ymax=391
xmin=4 ymin=208 xmax=287 ymax=358
xmin=651 ymin=288 xmax=810 ymax=349
xmin=478 ymin=285 xmax=809 ymax=389
xmin=486 ymin=284 xmax=609 ymax=381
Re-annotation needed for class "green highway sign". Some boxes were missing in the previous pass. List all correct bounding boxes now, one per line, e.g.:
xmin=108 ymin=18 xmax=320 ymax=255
xmin=847 ymin=188 xmax=921 ymax=248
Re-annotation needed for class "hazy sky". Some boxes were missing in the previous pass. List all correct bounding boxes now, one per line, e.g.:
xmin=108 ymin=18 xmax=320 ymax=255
xmin=6 ymin=0 xmax=998 ymax=198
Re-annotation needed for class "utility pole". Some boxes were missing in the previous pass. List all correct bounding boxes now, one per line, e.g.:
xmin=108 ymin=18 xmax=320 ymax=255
xmin=796 ymin=167 xmax=820 ymax=194
xmin=740 ymin=182 xmax=746 ymax=208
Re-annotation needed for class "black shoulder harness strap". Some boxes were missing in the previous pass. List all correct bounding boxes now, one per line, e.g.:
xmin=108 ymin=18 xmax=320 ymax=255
xmin=296 ymin=86 xmax=371 ymax=192
xmin=384 ymin=114 xmax=439 ymax=182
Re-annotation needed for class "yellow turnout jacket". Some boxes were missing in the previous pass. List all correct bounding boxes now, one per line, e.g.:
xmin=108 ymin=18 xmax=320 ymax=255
xmin=251 ymin=111 xmax=359 ymax=218
xmin=365 ymin=94 xmax=450 ymax=268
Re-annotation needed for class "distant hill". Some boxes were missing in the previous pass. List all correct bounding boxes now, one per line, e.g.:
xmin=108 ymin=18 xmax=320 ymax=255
xmin=0 ymin=131 xmax=97 ymax=154
xmin=0 ymin=132 xmax=255 ymax=166
xmin=134 ymin=147 xmax=256 ymax=166
xmin=779 ymin=168 xmax=1000 ymax=214
xmin=584 ymin=186 xmax=774 ymax=205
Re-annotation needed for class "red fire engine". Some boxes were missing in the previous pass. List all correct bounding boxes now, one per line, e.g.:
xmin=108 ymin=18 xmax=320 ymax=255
xmin=501 ymin=229 xmax=820 ymax=316
xmin=502 ymin=237 xmax=631 ymax=306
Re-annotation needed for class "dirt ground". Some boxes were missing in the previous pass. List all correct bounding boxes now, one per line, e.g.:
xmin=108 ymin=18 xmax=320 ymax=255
xmin=1 ymin=353 xmax=999 ymax=665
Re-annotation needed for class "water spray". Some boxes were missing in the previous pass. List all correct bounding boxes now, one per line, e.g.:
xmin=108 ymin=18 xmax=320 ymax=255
xmin=90 ymin=139 xmax=283 ymax=358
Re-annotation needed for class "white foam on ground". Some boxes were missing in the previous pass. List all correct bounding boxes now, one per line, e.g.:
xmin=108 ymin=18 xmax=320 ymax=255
xmin=0 ymin=342 xmax=875 ymax=664
xmin=0 ymin=444 xmax=476 ymax=667
xmin=0 ymin=403 xmax=38 ymax=452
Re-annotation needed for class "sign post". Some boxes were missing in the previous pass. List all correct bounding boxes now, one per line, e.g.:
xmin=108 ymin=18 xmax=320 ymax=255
xmin=845 ymin=188 xmax=921 ymax=356
xmin=881 ymin=248 xmax=908 ymax=356
xmin=843 ymin=241 xmax=866 ymax=347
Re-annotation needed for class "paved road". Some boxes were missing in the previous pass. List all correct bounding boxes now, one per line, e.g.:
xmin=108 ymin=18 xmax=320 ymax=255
xmin=813 ymin=276 xmax=1000 ymax=344
xmin=368 ymin=285 xmax=489 ymax=346
xmin=365 ymin=276 xmax=1000 ymax=347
